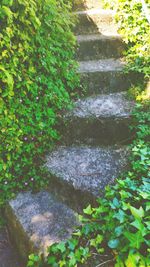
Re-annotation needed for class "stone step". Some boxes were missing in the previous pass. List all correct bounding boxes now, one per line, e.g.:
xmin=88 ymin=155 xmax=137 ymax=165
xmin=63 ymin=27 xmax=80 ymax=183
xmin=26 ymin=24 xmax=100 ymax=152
xmin=73 ymin=0 xmax=103 ymax=11
xmin=78 ymin=58 xmax=133 ymax=94
xmin=61 ymin=92 xmax=134 ymax=146
xmin=76 ymin=34 xmax=124 ymax=60
xmin=5 ymin=192 xmax=78 ymax=263
xmin=46 ymin=146 xmax=129 ymax=210
xmin=74 ymin=8 xmax=118 ymax=36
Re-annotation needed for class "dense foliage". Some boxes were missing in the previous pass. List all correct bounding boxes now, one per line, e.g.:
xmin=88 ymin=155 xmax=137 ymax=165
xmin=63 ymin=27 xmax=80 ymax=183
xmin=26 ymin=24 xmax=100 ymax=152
xmin=104 ymin=0 xmax=150 ymax=78
xmin=27 ymin=1 xmax=150 ymax=266
xmin=0 ymin=0 xmax=79 ymax=204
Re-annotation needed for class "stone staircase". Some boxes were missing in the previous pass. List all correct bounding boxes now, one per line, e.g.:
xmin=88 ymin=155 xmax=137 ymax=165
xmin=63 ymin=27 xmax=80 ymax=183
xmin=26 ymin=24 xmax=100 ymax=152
xmin=5 ymin=1 xmax=135 ymax=263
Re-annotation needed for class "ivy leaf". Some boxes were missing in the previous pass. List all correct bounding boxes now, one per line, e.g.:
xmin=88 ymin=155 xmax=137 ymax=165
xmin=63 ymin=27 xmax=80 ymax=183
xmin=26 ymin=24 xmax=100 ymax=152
xmin=124 ymin=231 xmax=144 ymax=249
xmin=108 ymin=239 xmax=119 ymax=249
xmin=115 ymin=225 xmax=124 ymax=237
xmin=113 ymin=209 xmax=126 ymax=223
xmin=83 ymin=205 xmax=93 ymax=215
xmin=130 ymin=206 xmax=144 ymax=219
xmin=125 ymin=254 xmax=139 ymax=267
xmin=56 ymin=242 xmax=66 ymax=253
xmin=131 ymin=219 xmax=147 ymax=236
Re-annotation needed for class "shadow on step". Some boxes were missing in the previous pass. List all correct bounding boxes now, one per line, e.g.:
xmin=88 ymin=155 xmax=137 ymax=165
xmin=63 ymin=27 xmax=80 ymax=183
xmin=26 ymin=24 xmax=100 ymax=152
xmin=47 ymin=174 xmax=98 ymax=214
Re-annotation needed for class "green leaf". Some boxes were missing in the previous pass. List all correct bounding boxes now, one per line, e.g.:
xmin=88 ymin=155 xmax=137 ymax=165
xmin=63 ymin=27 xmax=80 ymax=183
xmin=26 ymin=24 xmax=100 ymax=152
xmin=108 ymin=239 xmax=119 ymax=249
xmin=83 ymin=205 xmax=93 ymax=215
xmin=55 ymin=242 xmax=66 ymax=253
xmin=130 ymin=206 xmax=144 ymax=219
xmin=131 ymin=219 xmax=147 ymax=236
xmin=124 ymin=231 xmax=144 ymax=249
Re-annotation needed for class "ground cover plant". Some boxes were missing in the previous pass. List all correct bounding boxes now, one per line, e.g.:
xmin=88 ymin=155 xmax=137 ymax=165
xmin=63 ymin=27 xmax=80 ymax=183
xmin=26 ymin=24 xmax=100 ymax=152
xmin=27 ymin=0 xmax=150 ymax=266
xmin=0 ymin=0 xmax=79 ymax=205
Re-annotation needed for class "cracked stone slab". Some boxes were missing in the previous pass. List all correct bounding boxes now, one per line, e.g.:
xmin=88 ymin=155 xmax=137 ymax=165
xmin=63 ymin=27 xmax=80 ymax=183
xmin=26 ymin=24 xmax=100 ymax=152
xmin=76 ymin=34 xmax=124 ymax=60
xmin=5 ymin=192 xmax=78 ymax=262
xmin=46 ymin=146 xmax=129 ymax=198
xmin=62 ymin=92 xmax=135 ymax=145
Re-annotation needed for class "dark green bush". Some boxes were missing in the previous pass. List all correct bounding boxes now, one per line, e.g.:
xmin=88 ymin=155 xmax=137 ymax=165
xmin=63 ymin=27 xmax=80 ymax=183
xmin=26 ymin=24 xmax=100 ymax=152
xmin=0 ymin=0 xmax=79 ymax=204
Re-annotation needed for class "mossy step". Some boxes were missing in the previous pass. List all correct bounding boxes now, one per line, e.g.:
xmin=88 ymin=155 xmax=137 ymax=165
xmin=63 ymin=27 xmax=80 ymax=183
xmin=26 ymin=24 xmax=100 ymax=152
xmin=77 ymin=34 xmax=124 ymax=60
xmin=78 ymin=58 xmax=134 ymax=94
xmin=61 ymin=92 xmax=135 ymax=146
xmin=46 ymin=146 xmax=129 ymax=210
xmin=5 ymin=192 xmax=78 ymax=263
xmin=74 ymin=8 xmax=118 ymax=35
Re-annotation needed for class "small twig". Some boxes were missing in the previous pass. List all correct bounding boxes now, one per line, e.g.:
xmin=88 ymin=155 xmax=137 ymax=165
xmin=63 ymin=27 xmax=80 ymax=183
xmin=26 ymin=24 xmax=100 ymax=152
xmin=95 ymin=258 xmax=114 ymax=267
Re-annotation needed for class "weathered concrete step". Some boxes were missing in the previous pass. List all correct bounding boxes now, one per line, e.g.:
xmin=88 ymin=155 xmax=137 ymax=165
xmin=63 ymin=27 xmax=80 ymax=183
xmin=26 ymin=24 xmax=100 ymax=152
xmin=5 ymin=192 xmax=78 ymax=263
xmin=73 ymin=0 xmax=103 ymax=11
xmin=77 ymin=34 xmax=124 ymax=60
xmin=46 ymin=146 xmax=129 ymax=210
xmin=62 ymin=92 xmax=134 ymax=145
xmin=79 ymin=58 xmax=133 ymax=94
xmin=74 ymin=8 xmax=118 ymax=36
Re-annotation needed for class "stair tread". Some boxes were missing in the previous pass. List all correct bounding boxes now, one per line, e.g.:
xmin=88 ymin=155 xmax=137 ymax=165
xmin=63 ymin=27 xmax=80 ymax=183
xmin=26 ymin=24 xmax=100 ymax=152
xmin=69 ymin=92 xmax=134 ymax=118
xmin=74 ymin=0 xmax=104 ymax=11
xmin=46 ymin=145 xmax=129 ymax=197
xmin=77 ymin=33 xmax=121 ymax=42
xmin=79 ymin=58 xmax=125 ymax=73
xmin=75 ymin=8 xmax=115 ymax=16
xmin=6 ymin=192 xmax=78 ymax=258
xmin=74 ymin=7 xmax=119 ymax=36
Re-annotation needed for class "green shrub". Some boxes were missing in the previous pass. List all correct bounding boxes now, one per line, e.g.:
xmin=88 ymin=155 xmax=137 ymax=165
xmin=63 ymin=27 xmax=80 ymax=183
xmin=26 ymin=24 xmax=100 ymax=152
xmin=104 ymin=0 xmax=150 ymax=78
xmin=0 ymin=0 xmax=79 ymax=204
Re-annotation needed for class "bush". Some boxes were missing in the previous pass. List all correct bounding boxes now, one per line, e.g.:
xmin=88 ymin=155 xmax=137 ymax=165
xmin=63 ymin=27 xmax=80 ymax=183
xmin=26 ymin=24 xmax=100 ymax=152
xmin=0 ymin=0 xmax=79 ymax=204
xmin=104 ymin=0 xmax=150 ymax=78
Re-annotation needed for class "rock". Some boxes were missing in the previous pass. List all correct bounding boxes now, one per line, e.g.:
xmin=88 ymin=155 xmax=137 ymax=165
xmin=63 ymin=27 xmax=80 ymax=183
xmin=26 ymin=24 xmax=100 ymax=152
xmin=78 ymin=58 xmax=135 ymax=94
xmin=74 ymin=8 xmax=118 ymax=35
xmin=62 ymin=92 xmax=135 ymax=145
xmin=76 ymin=34 xmax=124 ymax=61
xmin=46 ymin=145 xmax=129 ymax=202
xmin=5 ymin=192 xmax=78 ymax=263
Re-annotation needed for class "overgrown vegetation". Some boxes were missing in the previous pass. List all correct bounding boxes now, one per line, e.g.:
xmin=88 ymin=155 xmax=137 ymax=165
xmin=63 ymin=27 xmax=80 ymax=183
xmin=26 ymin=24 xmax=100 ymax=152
xmin=104 ymin=0 xmax=150 ymax=78
xmin=27 ymin=1 xmax=150 ymax=266
xmin=0 ymin=0 xmax=79 ymax=205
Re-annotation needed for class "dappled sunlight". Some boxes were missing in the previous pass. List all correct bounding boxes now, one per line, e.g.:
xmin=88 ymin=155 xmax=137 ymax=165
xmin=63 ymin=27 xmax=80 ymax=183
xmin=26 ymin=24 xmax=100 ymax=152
xmin=31 ymin=212 xmax=53 ymax=224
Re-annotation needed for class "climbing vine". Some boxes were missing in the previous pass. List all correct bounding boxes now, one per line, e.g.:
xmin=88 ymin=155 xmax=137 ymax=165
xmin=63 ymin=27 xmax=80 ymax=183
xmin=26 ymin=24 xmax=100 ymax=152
xmin=0 ymin=0 xmax=79 ymax=205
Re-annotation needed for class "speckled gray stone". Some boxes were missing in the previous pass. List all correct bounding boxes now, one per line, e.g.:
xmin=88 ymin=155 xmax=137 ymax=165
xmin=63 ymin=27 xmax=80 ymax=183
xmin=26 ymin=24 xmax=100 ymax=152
xmin=70 ymin=92 xmax=134 ymax=118
xmin=62 ymin=92 xmax=134 ymax=145
xmin=46 ymin=146 xmax=129 ymax=197
xmin=78 ymin=58 xmax=135 ymax=94
xmin=79 ymin=58 xmax=125 ymax=73
xmin=5 ymin=192 xmax=78 ymax=262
